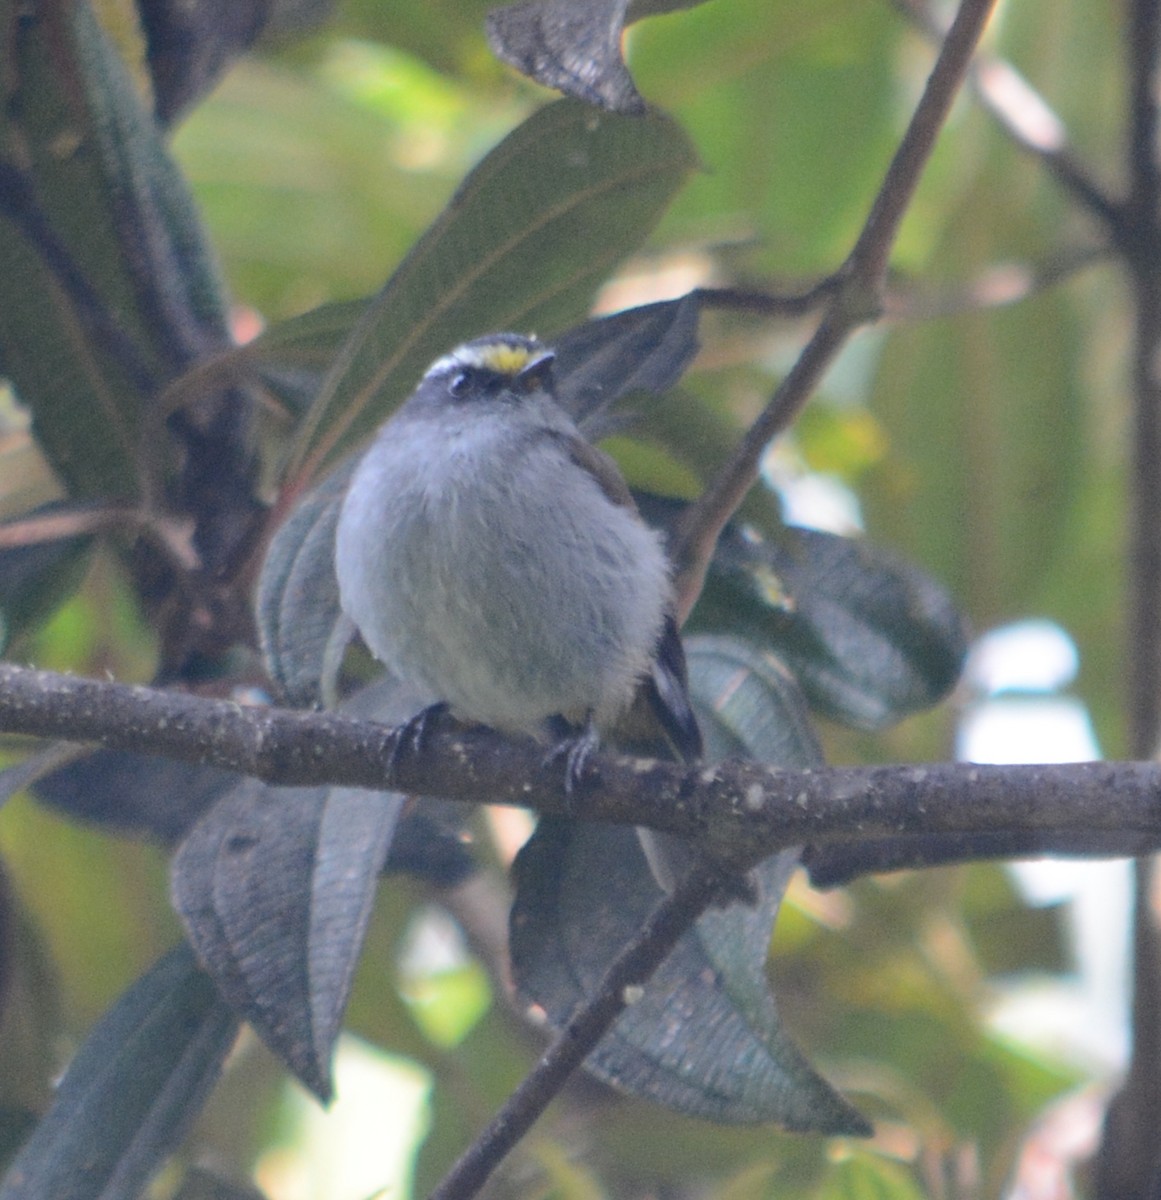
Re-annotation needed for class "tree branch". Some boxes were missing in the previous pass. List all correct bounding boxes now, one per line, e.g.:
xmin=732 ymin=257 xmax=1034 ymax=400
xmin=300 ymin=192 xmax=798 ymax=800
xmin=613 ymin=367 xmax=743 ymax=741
xmin=1094 ymin=2 xmax=1161 ymax=1194
xmin=5 ymin=664 xmax=1161 ymax=863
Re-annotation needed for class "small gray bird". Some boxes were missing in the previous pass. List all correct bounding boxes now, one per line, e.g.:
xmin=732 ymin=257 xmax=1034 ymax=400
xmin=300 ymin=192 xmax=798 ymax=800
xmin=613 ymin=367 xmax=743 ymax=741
xmin=333 ymin=332 xmax=702 ymax=770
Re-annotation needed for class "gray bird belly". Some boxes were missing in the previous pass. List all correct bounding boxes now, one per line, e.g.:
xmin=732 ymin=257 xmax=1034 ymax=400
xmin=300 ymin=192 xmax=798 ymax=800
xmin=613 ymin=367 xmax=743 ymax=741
xmin=383 ymin=456 xmax=668 ymax=730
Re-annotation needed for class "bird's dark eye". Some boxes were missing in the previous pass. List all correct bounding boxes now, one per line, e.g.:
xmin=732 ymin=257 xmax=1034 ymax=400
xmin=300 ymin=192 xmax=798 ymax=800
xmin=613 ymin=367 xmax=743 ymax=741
xmin=448 ymin=370 xmax=474 ymax=398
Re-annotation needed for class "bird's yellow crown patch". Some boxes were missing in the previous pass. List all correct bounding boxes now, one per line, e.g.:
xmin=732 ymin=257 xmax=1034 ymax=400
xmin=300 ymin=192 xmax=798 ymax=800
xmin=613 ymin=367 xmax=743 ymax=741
xmin=427 ymin=335 xmax=545 ymax=383
xmin=463 ymin=340 xmax=538 ymax=376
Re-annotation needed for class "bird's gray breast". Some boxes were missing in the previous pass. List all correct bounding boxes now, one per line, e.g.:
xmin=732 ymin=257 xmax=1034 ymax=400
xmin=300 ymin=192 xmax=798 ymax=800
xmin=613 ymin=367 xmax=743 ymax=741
xmin=335 ymin=415 xmax=669 ymax=731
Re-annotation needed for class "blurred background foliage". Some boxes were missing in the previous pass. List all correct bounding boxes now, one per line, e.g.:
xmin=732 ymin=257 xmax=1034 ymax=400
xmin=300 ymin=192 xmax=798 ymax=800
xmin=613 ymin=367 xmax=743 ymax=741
xmin=0 ymin=0 xmax=1136 ymax=1195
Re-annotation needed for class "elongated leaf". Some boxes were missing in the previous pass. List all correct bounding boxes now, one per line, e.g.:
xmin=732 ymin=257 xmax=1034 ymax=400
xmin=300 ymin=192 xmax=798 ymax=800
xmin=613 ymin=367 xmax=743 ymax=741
xmin=254 ymin=457 xmax=355 ymax=709
xmin=510 ymin=632 xmax=867 ymax=1132
xmin=0 ymin=874 xmax=63 ymax=1144
xmin=0 ymin=0 xmax=234 ymax=501
xmin=169 ymin=677 xmax=417 ymax=1097
xmin=157 ymin=300 xmax=369 ymax=435
xmin=512 ymin=823 xmax=866 ymax=1132
xmin=284 ymin=98 xmax=698 ymax=485
xmin=0 ymin=744 xmax=90 ymax=810
xmin=690 ymin=523 xmax=968 ymax=730
xmin=171 ymin=778 xmax=400 ymax=1100
xmin=141 ymin=0 xmax=270 ymax=125
xmin=554 ymin=294 xmax=700 ymax=426
xmin=220 ymin=289 xmax=699 ymax=440
xmin=686 ymin=634 xmax=823 ymax=765
xmin=0 ymin=944 xmax=237 ymax=1200
xmin=32 ymin=750 xmax=236 ymax=843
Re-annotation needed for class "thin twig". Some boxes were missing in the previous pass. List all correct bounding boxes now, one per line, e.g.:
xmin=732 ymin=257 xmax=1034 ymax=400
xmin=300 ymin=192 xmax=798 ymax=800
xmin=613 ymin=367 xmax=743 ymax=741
xmin=429 ymin=865 xmax=729 ymax=1200
xmin=670 ymin=0 xmax=999 ymax=618
xmin=694 ymin=280 xmax=838 ymax=319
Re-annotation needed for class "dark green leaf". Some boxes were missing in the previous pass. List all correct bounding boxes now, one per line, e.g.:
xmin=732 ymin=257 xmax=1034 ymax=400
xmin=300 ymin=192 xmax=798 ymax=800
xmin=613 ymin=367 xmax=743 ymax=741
xmin=0 ymin=873 xmax=63 ymax=1148
xmin=0 ymin=503 xmax=96 ymax=650
xmin=691 ymin=524 xmax=968 ymax=730
xmin=171 ymin=778 xmax=401 ymax=1100
xmin=511 ymin=822 xmax=867 ymax=1132
xmin=0 ymin=944 xmax=237 ymax=1200
xmin=140 ymin=0 xmax=271 ymax=125
xmin=510 ymin=632 xmax=866 ymax=1132
xmin=686 ymin=634 xmax=823 ymax=765
xmin=554 ymin=294 xmax=700 ymax=426
xmin=0 ymin=0 xmax=235 ymax=500
xmin=283 ymin=98 xmax=698 ymax=486
xmin=170 ymin=673 xmax=416 ymax=1097
xmin=32 ymin=751 xmax=236 ymax=843
xmin=222 ymin=291 xmax=698 ymax=446
xmin=255 ymin=458 xmax=355 ymax=709
xmin=1 ymin=745 xmax=89 ymax=810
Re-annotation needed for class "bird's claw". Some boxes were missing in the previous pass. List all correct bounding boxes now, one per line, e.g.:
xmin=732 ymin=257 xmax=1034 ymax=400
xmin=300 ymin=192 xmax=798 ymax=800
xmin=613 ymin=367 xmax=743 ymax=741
xmin=543 ymin=715 xmax=600 ymax=800
xmin=389 ymin=701 xmax=450 ymax=776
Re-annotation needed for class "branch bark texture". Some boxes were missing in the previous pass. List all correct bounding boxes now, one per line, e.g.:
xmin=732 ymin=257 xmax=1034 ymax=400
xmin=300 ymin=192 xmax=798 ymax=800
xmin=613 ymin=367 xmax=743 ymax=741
xmin=2 ymin=664 xmax=1160 ymax=863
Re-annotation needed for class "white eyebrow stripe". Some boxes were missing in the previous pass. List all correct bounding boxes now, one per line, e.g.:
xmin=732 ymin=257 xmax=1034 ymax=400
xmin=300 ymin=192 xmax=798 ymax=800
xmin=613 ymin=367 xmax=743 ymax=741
xmin=426 ymin=349 xmax=467 ymax=377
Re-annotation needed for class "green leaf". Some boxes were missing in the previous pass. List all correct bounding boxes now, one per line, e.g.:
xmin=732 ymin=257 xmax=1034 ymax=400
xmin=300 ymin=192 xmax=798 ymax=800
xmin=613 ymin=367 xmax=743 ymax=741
xmin=511 ymin=822 xmax=867 ymax=1132
xmin=33 ymin=750 xmax=236 ymax=843
xmin=0 ymin=513 xmax=93 ymax=652
xmin=0 ymin=878 xmax=63 ymax=1148
xmin=283 ymin=98 xmax=699 ymax=486
xmin=686 ymin=633 xmax=824 ymax=764
xmin=813 ymin=1152 xmax=928 ymax=1200
xmin=171 ymin=779 xmax=401 ymax=1100
xmin=140 ymin=0 xmax=272 ymax=125
xmin=169 ymin=677 xmax=424 ymax=1098
xmin=553 ymin=294 xmax=701 ymax=426
xmin=510 ymin=632 xmax=867 ymax=1133
xmin=0 ymin=0 xmax=234 ymax=500
xmin=254 ymin=458 xmax=355 ymax=709
xmin=0 ymin=944 xmax=237 ymax=1200
xmin=690 ymin=524 xmax=968 ymax=730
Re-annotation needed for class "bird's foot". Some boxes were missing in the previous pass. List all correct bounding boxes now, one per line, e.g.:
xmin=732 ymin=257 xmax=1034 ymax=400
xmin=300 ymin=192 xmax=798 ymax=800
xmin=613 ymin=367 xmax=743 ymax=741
xmin=544 ymin=714 xmax=600 ymax=801
xmin=389 ymin=701 xmax=450 ymax=776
